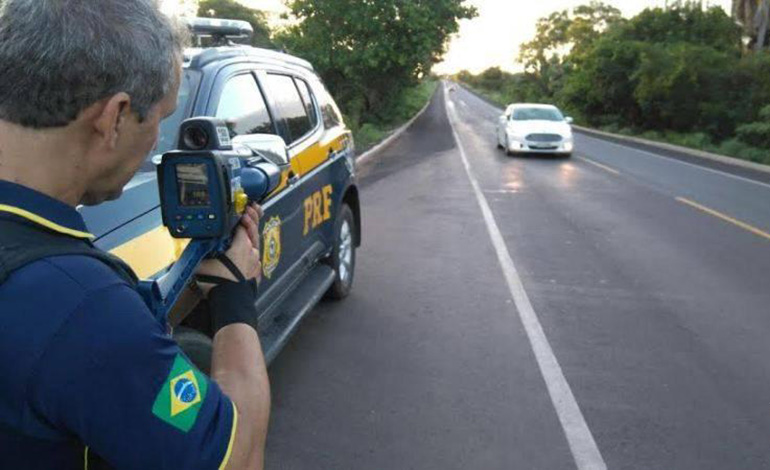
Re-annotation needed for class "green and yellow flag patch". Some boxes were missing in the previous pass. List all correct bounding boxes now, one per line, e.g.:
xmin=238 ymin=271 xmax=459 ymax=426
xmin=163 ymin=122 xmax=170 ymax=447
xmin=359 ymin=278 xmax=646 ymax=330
xmin=152 ymin=354 xmax=208 ymax=432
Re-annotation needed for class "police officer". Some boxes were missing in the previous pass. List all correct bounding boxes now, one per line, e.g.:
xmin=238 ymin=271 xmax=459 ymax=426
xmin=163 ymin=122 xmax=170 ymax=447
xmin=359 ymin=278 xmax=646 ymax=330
xmin=0 ymin=1 xmax=270 ymax=469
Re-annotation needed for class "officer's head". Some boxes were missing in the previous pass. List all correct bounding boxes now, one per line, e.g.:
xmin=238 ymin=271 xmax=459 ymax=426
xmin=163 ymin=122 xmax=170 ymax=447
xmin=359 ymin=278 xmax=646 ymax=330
xmin=0 ymin=0 xmax=187 ymax=205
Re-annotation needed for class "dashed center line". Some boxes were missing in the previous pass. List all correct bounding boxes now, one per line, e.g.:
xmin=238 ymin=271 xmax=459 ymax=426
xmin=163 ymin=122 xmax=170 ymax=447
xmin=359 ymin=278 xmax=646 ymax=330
xmin=677 ymin=197 xmax=770 ymax=242
xmin=578 ymin=156 xmax=620 ymax=175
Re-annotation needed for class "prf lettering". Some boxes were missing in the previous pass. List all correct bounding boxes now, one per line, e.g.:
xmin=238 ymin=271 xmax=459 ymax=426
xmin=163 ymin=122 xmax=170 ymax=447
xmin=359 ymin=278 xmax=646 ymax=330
xmin=303 ymin=185 xmax=333 ymax=236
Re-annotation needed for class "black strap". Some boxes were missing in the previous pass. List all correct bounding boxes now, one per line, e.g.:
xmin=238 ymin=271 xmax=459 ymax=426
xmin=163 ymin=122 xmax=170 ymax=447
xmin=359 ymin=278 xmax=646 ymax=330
xmin=214 ymin=253 xmax=246 ymax=282
xmin=0 ymin=215 xmax=138 ymax=286
xmin=194 ymin=253 xmax=246 ymax=286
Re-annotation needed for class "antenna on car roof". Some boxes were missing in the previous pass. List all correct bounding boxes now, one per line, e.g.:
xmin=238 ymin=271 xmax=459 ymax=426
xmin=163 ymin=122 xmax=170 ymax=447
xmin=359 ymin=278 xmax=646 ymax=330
xmin=186 ymin=18 xmax=254 ymax=47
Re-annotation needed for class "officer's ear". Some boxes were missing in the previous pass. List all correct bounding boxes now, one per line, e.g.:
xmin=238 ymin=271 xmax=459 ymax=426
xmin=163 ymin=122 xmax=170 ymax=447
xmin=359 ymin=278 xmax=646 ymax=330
xmin=91 ymin=92 xmax=132 ymax=150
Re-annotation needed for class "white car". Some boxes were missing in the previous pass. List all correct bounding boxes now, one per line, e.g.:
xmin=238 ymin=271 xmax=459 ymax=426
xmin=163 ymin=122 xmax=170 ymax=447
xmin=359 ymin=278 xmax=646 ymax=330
xmin=496 ymin=104 xmax=574 ymax=158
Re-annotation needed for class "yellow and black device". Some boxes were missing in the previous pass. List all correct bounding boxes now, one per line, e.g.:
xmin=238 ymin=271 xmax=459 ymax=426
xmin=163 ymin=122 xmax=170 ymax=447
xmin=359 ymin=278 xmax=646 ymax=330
xmin=158 ymin=118 xmax=281 ymax=240
xmin=140 ymin=117 xmax=282 ymax=321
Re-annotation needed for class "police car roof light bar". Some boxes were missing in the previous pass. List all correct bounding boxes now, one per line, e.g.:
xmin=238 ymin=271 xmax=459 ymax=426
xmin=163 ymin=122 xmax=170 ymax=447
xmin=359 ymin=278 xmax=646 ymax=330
xmin=186 ymin=18 xmax=254 ymax=45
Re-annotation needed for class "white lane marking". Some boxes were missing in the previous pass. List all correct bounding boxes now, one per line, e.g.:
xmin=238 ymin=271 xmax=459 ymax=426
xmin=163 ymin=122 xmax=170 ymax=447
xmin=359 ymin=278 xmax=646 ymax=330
xmin=578 ymin=156 xmax=620 ymax=175
xmin=444 ymin=84 xmax=608 ymax=470
xmin=456 ymin=82 xmax=770 ymax=191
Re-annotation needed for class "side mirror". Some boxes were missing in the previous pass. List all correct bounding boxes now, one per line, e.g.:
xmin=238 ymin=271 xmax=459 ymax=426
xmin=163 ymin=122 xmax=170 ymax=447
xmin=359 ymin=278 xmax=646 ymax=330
xmin=232 ymin=134 xmax=290 ymax=168
xmin=565 ymin=116 xmax=574 ymax=124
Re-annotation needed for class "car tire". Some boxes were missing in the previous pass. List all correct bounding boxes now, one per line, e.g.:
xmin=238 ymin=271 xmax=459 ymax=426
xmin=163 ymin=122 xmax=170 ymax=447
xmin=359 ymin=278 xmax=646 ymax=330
xmin=504 ymin=136 xmax=512 ymax=156
xmin=324 ymin=204 xmax=356 ymax=300
xmin=173 ymin=326 xmax=213 ymax=375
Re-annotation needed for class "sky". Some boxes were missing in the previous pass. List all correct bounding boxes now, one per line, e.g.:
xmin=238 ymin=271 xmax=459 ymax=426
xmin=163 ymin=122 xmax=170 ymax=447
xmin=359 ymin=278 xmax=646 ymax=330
xmin=434 ymin=0 xmax=733 ymax=74
xmin=161 ymin=0 xmax=733 ymax=74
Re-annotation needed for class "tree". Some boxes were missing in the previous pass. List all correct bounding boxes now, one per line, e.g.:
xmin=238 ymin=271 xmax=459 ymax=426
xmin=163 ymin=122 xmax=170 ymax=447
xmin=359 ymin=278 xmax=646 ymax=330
xmin=276 ymin=0 xmax=476 ymax=122
xmin=733 ymin=0 xmax=770 ymax=50
xmin=197 ymin=0 xmax=273 ymax=48
xmin=518 ymin=2 xmax=622 ymax=96
xmin=561 ymin=1 xmax=743 ymax=135
xmin=624 ymin=2 xmax=742 ymax=54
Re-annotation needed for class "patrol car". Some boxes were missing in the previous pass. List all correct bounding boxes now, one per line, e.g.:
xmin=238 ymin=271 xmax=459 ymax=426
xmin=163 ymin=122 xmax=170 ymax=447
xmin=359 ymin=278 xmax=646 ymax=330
xmin=79 ymin=18 xmax=361 ymax=371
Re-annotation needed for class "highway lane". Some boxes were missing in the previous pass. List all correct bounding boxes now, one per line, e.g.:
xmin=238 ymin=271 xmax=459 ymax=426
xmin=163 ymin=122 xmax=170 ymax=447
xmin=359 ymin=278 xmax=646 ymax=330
xmin=266 ymin=84 xmax=770 ymax=469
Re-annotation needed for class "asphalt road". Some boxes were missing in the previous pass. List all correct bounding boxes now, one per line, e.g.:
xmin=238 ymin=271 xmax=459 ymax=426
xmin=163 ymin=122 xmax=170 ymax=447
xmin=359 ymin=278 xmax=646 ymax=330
xmin=266 ymin=83 xmax=770 ymax=470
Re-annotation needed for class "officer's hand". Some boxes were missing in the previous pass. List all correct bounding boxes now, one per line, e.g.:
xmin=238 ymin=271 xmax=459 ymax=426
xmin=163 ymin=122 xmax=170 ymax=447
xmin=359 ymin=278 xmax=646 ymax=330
xmin=197 ymin=203 xmax=263 ymax=294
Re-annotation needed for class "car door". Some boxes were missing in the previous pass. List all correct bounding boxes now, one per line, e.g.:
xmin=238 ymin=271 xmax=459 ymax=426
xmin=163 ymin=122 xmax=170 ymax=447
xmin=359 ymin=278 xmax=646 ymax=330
xmin=257 ymin=71 xmax=337 ymax=266
xmin=207 ymin=67 xmax=308 ymax=318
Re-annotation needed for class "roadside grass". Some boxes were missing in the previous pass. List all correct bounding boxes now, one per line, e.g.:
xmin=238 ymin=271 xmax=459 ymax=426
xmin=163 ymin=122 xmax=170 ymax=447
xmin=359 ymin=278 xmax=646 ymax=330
xmin=460 ymin=81 xmax=770 ymax=167
xmin=348 ymin=79 xmax=438 ymax=152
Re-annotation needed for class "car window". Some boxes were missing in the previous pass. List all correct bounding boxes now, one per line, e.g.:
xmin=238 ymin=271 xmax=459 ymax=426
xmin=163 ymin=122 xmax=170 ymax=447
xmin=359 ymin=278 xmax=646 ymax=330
xmin=295 ymin=78 xmax=319 ymax=130
xmin=215 ymin=74 xmax=274 ymax=136
xmin=316 ymin=82 xmax=343 ymax=129
xmin=512 ymin=107 xmax=564 ymax=122
xmin=264 ymin=73 xmax=313 ymax=144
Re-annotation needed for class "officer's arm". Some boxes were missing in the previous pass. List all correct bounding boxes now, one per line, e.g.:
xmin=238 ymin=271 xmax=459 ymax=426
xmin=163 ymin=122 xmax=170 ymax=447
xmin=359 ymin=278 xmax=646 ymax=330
xmin=211 ymin=324 xmax=270 ymax=469
xmin=26 ymin=278 xmax=251 ymax=470
xmin=198 ymin=203 xmax=271 ymax=469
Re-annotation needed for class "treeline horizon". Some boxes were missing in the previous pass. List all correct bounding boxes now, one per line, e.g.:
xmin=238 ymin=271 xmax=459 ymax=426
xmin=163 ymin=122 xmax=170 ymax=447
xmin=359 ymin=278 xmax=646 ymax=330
xmin=455 ymin=1 xmax=770 ymax=165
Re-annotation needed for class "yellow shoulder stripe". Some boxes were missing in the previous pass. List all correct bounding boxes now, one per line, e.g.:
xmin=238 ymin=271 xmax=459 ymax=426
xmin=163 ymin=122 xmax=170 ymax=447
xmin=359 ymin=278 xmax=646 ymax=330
xmin=219 ymin=401 xmax=239 ymax=470
xmin=0 ymin=204 xmax=94 ymax=240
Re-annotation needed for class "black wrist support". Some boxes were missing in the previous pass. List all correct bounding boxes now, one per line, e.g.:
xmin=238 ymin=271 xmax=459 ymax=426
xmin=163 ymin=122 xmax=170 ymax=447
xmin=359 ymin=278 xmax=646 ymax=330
xmin=207 ymin=280 xmax=258 ymax=334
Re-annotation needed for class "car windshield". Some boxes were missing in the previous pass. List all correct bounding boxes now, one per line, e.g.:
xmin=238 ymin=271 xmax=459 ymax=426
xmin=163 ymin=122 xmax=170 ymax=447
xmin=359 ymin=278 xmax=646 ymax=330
xmin=512 ymin=107 xmax=564 ymax=122
xmin=139 ymin=69 xmax=201 ymax=172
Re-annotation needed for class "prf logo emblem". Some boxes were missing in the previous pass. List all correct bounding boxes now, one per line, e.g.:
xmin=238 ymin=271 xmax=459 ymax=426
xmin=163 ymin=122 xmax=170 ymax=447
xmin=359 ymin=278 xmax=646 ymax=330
xmin=262 ymin=216 xmax=282 ymax=279
xmin=152 ymin=355 xmax=208 ymax=432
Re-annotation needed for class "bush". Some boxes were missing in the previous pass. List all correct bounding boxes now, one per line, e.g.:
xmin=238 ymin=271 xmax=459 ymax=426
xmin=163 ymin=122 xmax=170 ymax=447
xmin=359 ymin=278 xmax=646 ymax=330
xmin=633 ymin=43 xmax=738 ymax=136
xmin=736 ymin=105 xmax=770 ymax=148
xmin=718 ymin=139 xmax=770 ymax=165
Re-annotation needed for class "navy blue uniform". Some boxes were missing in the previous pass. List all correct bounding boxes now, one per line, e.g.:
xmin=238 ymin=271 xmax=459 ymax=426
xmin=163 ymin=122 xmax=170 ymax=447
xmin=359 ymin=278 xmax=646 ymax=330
xmin=0 ymin=181 xmax=237 ymax=469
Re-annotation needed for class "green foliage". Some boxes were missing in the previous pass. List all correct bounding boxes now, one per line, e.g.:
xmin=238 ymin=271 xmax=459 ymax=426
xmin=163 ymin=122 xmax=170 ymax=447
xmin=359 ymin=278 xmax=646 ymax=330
xmin=519 ymin=2 xmax=622 ymax=95
xmin=622 ymin=2 xmax=742 ymax=54
xmin=557 ymin=1 xmax=750 ymax=139
xmin=558 ymin=32 xmax=644 ymax=126
xmin=717 ymin=139 xmax=770 ymax=164
xmin=349 ymin=80 xmax=438 ymax=152
xmin=633 ymin=43 xmax=738 ymax=136
xmin=736 ymin=105 xmax=770 ymax=148
xmin=197 ymin=0 xmax=273 ymax=48
xmin=276 ymin=0 xmax=476 ymax=127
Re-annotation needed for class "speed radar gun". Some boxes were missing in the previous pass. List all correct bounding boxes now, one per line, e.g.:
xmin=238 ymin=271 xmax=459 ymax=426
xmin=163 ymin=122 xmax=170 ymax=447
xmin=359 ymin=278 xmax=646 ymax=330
xmin=137 ymin=117 xmax=282 ymax=322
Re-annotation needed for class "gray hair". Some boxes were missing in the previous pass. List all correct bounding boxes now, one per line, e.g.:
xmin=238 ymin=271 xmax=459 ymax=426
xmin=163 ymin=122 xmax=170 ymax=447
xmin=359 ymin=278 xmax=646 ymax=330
xmin=0 ymin=0 xmax=188 ymax=128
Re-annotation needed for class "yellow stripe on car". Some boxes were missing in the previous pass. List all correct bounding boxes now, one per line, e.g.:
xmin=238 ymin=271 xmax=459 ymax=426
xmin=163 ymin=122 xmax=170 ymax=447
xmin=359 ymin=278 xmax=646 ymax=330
xmin=110 ymin=226 xmax=189 ymax=279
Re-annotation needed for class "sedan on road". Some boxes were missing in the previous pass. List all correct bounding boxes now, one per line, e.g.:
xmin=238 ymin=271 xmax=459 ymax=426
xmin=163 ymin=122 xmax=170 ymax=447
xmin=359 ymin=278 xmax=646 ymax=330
xmin=497 ymin=104 xmax=574 ymax=157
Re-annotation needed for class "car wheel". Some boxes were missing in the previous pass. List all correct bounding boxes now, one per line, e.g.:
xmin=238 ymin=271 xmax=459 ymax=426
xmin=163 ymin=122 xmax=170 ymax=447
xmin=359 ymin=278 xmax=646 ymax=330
xmin=173 ymin=326 xmax=213 ymax=375
xmin=505 ymin=136 xmax=512 ymax=156
xmin=324 ymin=204 xmax=356 ymax=300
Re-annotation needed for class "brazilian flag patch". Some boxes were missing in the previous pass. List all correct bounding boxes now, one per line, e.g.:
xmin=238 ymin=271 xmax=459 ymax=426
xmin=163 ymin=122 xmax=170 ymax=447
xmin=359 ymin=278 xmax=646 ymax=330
xmin=152 ymin=354 xmax=208 ymax=432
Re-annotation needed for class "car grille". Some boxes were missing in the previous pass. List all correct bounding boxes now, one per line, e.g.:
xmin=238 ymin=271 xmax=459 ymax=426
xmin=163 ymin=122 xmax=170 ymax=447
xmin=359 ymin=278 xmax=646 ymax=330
xmin=526 ymin=133 xmax=562 ymax=142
